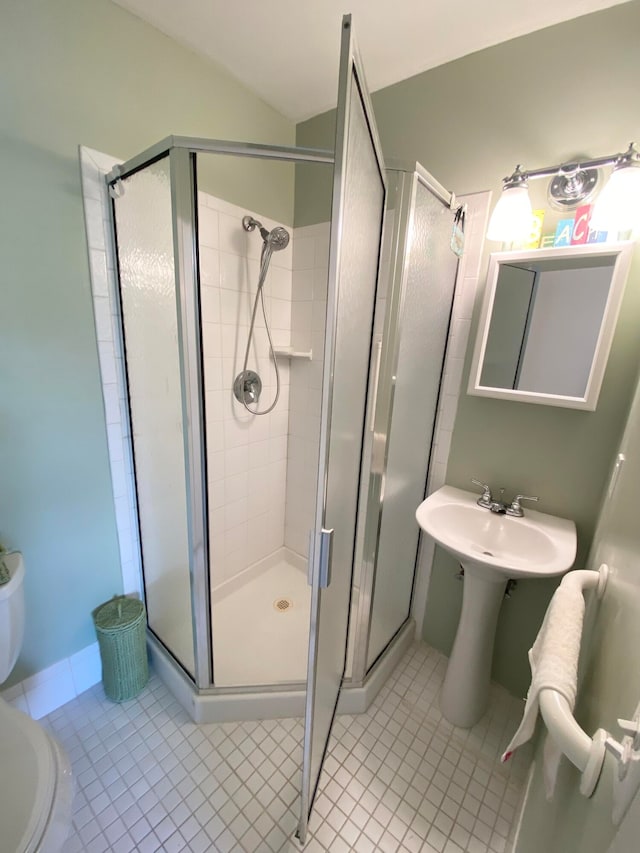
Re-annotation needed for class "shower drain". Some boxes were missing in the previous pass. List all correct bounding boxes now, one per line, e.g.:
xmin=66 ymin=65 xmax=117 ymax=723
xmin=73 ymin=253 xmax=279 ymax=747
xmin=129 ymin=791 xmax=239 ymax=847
xmin=273 ymin=597 xmax=293 ymax=612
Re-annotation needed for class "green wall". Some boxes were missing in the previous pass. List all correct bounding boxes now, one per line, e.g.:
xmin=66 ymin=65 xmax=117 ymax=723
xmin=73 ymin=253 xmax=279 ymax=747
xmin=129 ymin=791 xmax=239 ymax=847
xmin=1 ymin=0 xmax=295 ymax=685
xmin=516 ymin=349 xmax=640 ymax=853
xmin=298 ymin=0 xmax=640 ymax=697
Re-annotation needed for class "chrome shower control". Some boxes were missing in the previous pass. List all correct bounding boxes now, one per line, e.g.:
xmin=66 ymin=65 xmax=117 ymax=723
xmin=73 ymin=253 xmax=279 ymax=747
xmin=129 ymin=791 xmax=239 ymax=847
xmin=234 ymin=370 xmax=262 ymax=406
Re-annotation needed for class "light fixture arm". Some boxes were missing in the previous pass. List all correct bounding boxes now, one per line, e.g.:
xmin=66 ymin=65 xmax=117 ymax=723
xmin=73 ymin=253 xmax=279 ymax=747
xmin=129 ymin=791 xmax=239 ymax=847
xmin=502 ymin=142 xmax=639 ymax=187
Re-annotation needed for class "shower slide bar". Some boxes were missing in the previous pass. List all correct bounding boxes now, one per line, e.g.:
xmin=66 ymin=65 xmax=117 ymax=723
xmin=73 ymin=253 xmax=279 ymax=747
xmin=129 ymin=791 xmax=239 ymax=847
xmin=106 ymin=135 xmax=335 ymax=185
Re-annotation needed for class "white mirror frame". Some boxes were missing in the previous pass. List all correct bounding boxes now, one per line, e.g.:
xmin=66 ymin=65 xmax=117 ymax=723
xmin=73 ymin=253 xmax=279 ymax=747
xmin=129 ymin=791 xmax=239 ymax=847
xmin=468 ymin=242 xmax=634 ymax=411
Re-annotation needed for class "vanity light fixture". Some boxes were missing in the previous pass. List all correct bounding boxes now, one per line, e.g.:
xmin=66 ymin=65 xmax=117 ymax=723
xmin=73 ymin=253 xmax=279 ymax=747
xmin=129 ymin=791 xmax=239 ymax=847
xmin=487 ymin=142 xmax=640 ymax=243
xmin=485 ymin=166 xmax=533 ymax=242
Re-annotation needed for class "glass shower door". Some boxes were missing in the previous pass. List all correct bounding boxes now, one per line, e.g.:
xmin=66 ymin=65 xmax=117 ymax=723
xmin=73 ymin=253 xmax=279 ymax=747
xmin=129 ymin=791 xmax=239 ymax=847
xmin=113 ymin=152 xmax=209 ymax=684
xmin=298 ymin=15 xmax=386 ymax=842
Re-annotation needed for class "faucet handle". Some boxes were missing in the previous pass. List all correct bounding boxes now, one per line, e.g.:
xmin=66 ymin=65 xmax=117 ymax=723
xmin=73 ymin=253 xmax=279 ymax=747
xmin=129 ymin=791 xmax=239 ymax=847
xmin=507 ymin=494 xmax=539 ymax=517
xmin=471 ymin=478 xmax=492 ymax=507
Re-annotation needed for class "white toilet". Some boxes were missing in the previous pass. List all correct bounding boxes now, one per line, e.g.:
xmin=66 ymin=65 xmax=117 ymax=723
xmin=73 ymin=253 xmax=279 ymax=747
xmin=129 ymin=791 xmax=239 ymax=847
xmin=0 ymin=553 xmax=74 ymax=852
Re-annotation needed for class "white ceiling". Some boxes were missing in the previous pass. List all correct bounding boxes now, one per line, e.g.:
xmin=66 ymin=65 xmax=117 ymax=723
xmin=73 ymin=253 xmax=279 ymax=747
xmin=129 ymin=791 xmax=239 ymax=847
xmin=113 ymin=0 xmax=628 ymax=121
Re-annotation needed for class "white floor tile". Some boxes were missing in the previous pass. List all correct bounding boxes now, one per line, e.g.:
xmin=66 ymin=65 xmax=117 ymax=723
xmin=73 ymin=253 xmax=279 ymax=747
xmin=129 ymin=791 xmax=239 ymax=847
xmin=44 ymin=642 xmax=531 ymax=852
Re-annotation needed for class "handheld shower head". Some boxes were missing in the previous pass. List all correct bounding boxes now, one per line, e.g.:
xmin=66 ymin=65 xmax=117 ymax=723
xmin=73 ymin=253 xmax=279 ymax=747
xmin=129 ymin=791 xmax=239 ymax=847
xmin=264 ymin=226 xmax=290 ymax=251
xmin=242 ymin=215 xmax=289 ymax=251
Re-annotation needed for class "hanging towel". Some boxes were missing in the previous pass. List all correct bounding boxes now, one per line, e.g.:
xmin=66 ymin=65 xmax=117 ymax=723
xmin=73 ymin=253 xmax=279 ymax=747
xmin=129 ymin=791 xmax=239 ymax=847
xmin=501 ymin=578 xmax=586 ymax=798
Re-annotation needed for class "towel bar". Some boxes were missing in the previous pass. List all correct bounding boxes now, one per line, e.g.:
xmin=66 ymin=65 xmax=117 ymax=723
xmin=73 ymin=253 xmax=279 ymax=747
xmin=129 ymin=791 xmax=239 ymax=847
xmin=538 ymin=564 xmax=609 ymax=797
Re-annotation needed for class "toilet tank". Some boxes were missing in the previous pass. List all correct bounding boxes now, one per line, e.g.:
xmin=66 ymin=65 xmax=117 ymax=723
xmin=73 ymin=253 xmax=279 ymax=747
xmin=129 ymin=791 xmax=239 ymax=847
xmin=0 ymin=553 xmax=25 ymax=684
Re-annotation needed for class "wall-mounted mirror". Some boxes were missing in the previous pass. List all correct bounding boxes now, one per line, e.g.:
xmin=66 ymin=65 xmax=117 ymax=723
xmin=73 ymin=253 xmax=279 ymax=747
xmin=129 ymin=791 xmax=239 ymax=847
xmin=468 ymin=243 xmax=633 ymax=410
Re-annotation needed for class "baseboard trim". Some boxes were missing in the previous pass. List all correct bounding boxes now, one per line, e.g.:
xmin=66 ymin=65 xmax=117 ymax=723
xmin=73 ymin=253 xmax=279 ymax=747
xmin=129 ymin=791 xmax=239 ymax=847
xmin=1 ymin=642 xmax=102 ymax=720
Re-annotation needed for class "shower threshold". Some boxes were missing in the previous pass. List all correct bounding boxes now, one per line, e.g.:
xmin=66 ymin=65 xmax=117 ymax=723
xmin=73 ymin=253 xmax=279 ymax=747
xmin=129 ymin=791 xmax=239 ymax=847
xmin=148 ymin=618 xmax=414 ymax=724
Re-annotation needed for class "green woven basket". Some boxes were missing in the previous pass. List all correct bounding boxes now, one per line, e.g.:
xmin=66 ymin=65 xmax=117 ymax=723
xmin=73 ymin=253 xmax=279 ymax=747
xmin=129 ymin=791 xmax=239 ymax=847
xmin=92 ymin=595 xmax=148 ymax=702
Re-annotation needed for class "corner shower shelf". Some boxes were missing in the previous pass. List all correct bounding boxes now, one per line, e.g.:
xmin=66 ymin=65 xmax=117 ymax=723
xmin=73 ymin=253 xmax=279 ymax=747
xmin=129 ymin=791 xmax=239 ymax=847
xmin=272 ymin=347 xmax=313 ymax=360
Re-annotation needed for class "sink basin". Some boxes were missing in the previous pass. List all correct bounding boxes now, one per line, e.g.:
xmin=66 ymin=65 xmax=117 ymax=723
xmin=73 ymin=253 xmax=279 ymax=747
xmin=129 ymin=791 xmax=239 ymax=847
xmin=416 ymin=485 xmax=576 ymax=728
xmin=416 ymin=485 xmax=576 ymax=580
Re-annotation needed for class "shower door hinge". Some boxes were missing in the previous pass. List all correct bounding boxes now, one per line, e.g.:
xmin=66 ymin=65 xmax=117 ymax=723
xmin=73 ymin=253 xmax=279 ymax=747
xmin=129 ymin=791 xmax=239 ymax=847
xmin=318 ymin=528 xmax=334 ymax=589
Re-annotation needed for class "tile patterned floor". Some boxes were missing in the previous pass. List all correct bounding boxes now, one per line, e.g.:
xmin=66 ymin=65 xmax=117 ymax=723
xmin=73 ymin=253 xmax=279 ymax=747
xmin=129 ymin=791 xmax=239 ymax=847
xmin=43 ymin=643 xmax=531 ymax=852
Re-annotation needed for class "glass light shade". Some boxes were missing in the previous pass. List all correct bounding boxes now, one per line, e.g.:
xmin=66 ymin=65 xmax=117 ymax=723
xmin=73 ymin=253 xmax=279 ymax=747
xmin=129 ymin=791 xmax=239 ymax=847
xmin=590 ymin=165 xmax=640 ymax=234
xmin=486 ymin=185 xmax=533 ymax=243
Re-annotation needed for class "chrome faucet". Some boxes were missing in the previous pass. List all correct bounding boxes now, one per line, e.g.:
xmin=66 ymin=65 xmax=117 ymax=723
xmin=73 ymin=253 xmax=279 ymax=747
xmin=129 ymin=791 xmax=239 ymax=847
xmin=505 ymin=494 xmax=539 ymax=517
xmin=471 ymin=479 xmax=539 ymax=516
xmin=471 ymin=479 xmax=505 ymax=513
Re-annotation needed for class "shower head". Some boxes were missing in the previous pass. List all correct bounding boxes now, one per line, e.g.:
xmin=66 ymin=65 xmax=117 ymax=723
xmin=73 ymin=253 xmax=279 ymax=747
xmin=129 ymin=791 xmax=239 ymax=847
xmin=264 ymin=226 xmax=290 ymax=251
xmin=242 ymin=215 xmax=290 ymax=251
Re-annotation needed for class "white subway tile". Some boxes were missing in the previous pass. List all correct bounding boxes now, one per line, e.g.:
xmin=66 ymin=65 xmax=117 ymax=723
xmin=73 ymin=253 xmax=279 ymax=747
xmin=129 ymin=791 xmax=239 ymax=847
xmin=205 ymin=389 xmax=226 ymax=422
xmin=106 ymin=422 xmax=125 ymax=462
xmin=200 ymin=285 xmax=220 ymax=323
xmin=84 ymin=197 xmax=106 ymax=250
xmin=270 ymin=410 xmax=289 ymax=438
xmin=312 ymin=300 xmax=327 ymax=333
xmin=224 ymin=498 xmax=248 ymax=531
xmin=443 ymin=357 xmax=465 ymax=396
xmin=97 ymin=341 xmax=117 ymax=384
xmin=439 ymin=395 xmax=459 ymax=432
xmin=206 ymin=419 xmax=225 ymax=453
xmin=89 ymin=249 xmax=109 ymax=297
xmin=202 ymin=322 xmax=222 ymax=357
xmin=270 ymin=298 xmax=291 ymax=331
xmin=220 ymin=288 xmax=250 ymax=326
xmin=247 ymin=415 xmax=271 ymax=445
xmin=429 ymin=462 xmax=447 ymax=493
xmin=224 ymin=472 xmax=248 ymax=504
xmin=219 ymin=251 xmax=251 ymax=293
xmin=102 ymin=382 xmax=120 ymax=425
xmin=221 ymin=323 xmax=243 ymax=358
xmin=93 ymin=296 xmax=112 ymax=343
xmin=209 ymin=450 xmax=225 ymax=482
xmin=292 ymin=269 xmax=314 ymax=301
xmin=315 ymin=233 xmax=330 ymax=271
xmin=209 ymin=479 xmax=225 ymax=510
xmin=433 ymin=430 xmax=453 ymax=465
xmin=224 ymin=418 xmax=251 ymax=449
xmin=268 ymin=265 xmax=292 ymax=301
xmin=203 ymin=357 xmax=223 ymax=391
xmin=199 ymin=246 xmax=220 ymax=287
xmin=224 ymin=446 xmax=248 ymax=476
xmin=219 ymin=213 xmax=258 ymax=259
xmin=449 ymin=318 xmax=472 ymax=360
xmin=249 ymin=439 xmax=271 ymax=468
xmin=210 ymin=507 xmax=225 ymax=537
xmin=198 ymin=205 xmax=219 ymax=249
xmin=293 ymin=237 xmax=315 ymax=270
xmin=313 ymin=266 xmax=329 ymax=300
xmin=109 ymin=456 xmax=128 ymax=499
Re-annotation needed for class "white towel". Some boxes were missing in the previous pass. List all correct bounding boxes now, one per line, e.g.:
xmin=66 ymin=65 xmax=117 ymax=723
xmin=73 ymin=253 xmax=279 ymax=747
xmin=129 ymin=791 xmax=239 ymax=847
xmin=501 ymin=579 xmax=586 ymax=798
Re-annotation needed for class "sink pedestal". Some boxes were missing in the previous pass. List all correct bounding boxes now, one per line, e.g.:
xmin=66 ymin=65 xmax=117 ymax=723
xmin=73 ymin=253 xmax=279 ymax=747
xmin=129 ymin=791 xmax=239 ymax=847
xmin=440 ymin=562 xmax=507 ymax=728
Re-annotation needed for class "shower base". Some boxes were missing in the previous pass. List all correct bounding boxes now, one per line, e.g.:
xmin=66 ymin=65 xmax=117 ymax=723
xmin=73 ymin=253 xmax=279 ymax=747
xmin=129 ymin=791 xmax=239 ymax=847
xmin=212 ymin=548 xmax=311 ymax=686
xmin=148 ymin=617 xmax=414 ymax=724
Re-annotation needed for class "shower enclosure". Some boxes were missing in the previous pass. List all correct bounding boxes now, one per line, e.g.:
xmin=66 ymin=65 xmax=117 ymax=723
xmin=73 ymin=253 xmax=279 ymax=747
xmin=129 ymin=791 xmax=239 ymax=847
xmin=104 ymin=17 xmax=460 ymax=839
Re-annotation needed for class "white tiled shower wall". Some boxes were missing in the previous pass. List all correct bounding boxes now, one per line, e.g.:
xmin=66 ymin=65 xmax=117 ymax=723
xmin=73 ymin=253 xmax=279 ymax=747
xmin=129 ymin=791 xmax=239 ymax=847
xmin=197 ymin=192 xmax=293 ymax=587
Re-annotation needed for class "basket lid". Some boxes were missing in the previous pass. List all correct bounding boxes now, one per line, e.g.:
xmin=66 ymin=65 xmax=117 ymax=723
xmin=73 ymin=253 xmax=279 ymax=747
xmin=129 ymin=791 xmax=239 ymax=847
xmin=93 ymin=596 xmax=144 ymax=629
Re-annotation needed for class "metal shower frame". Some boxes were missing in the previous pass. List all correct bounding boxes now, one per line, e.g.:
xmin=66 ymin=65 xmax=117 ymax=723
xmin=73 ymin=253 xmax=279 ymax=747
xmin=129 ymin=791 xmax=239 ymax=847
xmin=106 ymin=135 xmax=450 ymax=703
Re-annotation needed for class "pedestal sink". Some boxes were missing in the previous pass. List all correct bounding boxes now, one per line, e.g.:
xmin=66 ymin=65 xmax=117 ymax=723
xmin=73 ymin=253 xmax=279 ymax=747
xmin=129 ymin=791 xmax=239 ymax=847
xmin=416 ymin=485 xmax=576 ymax=728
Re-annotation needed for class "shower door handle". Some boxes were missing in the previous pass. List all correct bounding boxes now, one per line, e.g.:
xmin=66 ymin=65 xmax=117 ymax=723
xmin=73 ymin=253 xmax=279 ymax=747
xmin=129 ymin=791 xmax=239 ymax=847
xmin=318 ymin=528 xmax=334 ymax=589
xmin=369 ymin=339 xmax=383 ymax=432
